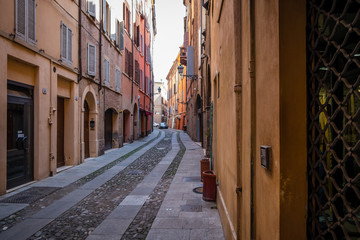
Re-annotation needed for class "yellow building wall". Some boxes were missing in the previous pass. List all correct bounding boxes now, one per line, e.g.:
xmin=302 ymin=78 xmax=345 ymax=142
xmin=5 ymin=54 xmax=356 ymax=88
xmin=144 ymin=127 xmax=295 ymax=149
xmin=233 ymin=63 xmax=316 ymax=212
xmin=210 ymin=0 xmax=239 ymax=238
xmin=0 ymin=0 xmax=79 ymax=193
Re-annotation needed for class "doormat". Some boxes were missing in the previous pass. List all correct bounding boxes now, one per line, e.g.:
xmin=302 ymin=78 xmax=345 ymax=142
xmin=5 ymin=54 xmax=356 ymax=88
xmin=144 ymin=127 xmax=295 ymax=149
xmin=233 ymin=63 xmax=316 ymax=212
xmin=193 ymin=187 xmax=203 ymax=194
xmin=0 ymin=187 xmax=60 ymax=204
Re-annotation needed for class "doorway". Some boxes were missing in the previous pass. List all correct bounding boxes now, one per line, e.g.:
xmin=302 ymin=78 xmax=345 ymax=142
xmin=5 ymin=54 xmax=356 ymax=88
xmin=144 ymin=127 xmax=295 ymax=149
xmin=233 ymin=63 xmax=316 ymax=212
xmin=104 ymin=109 xmax=113 ymax=150
xmin=84 ymin=100 xmax=90 ymax=159
xmin=7 ymin=82 xmax=34 ymax=189
xmin=57 ymin=97 xmax=65 ymax=167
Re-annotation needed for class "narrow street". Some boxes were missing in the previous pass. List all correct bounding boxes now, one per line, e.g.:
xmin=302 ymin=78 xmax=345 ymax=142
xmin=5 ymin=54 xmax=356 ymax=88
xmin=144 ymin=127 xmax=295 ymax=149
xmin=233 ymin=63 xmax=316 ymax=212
xmin=0 ymin=129 xmax=224 ymax=240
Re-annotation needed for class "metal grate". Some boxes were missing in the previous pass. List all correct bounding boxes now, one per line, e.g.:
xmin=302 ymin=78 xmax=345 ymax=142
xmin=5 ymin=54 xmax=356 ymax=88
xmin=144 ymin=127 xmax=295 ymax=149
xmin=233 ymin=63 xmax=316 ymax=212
xmin=307 ymin=0 xmax=360 ymax=239
xmin=0 ymin=187 xmax=60 ymax=204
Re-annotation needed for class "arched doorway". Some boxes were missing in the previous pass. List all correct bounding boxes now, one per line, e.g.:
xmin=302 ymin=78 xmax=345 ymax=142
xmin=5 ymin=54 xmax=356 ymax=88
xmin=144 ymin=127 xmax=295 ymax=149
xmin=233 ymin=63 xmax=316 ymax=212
xmin=123 ymin=109 xmax=130 ymax=143
xmin=82 ymin=88 xmax=98 ymax=161
xmin=104 ymin=109 xmax=113 ymax=150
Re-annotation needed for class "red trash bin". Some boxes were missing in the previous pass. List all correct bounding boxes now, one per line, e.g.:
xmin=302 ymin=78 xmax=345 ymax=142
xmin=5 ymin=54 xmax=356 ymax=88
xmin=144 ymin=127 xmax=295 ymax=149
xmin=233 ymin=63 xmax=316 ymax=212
xmin=202 ymin=170 xmax=216 ymax=201
xmin=200 ymin=158 xmax=210 ymax=182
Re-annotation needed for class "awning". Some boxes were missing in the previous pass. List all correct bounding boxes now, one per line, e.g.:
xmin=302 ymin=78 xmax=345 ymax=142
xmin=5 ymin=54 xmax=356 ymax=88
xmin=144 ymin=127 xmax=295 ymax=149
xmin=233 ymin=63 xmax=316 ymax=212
xmin=145 ymin=111 xmax=153 ymax=116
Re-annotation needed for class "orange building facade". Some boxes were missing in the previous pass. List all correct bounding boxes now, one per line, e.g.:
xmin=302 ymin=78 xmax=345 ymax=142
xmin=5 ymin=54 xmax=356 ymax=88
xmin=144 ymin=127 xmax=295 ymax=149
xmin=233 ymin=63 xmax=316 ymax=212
xmin=0 ymin=0 xmax=156 ymax=194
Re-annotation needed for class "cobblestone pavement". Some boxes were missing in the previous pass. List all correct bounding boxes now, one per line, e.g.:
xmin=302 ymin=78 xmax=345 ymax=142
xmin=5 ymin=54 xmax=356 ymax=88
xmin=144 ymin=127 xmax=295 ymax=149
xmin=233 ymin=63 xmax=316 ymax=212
xmin=28 ymin=131 xmax=174 ymax=240
xmin=0 ymin=129 xmax=225 ymax=240
xmin=121 ymin=133 xmax=186 ymax=240
xmin=0 ymin=132 xmax=160 ymax=235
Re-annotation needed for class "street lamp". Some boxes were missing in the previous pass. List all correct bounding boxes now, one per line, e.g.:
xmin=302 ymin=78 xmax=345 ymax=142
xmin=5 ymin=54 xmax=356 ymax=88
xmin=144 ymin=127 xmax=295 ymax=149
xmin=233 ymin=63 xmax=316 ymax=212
xmin=177 ymin=65 xmax=197 ymax=79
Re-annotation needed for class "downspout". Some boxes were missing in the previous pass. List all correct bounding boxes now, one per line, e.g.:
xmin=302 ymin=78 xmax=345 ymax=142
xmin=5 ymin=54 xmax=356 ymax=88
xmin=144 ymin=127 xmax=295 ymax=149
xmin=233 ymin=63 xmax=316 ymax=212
xmin=144 ymin=18 xmax=146 ymax=135
xmin=99 ymin=7 xmax=103 ymax=92
xmin=250 ymin=0 xmax=256 ymax=238
xmin=131 ymin=0 xmax=134 ymax=104
xmin=200 ymin=2 xmax=204 ymax=148
xmin=78 ymin=0 xmax=82 ymax=83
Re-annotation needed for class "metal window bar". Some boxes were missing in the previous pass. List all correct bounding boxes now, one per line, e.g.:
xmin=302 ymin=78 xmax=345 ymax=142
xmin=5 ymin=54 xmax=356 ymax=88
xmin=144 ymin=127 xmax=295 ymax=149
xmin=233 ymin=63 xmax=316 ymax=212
xmin=306 ymin=0 xmax=360 ymax=239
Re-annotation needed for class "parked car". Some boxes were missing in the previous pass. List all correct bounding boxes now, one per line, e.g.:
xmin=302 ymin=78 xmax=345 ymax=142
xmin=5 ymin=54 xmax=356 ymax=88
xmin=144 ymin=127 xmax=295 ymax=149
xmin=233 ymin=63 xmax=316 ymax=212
xmin=159 ymin=122 xmax=168 ymax=129
xmin=153 ymin=122 xmax=159 ymax=127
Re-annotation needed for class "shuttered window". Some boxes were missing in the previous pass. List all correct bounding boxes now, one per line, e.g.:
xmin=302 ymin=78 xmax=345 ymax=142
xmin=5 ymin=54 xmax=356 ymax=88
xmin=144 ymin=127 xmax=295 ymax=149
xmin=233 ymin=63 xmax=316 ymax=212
xmin=16 ymin=0 xmax=36 ymax=45
xmin=87 ymin=1 xmax=96 ymax=18
xmin=104 ymin=59 xmax=110 ymax=85
xmin=61 ymin=22 xmax=72 ymax=64
xmin=116 ymin=69 xmax=121 ymax=92
xmin=87 ymin=43 xmax=96 ymax=76
xmin=119 ymin=21 xmax=124 ymax=50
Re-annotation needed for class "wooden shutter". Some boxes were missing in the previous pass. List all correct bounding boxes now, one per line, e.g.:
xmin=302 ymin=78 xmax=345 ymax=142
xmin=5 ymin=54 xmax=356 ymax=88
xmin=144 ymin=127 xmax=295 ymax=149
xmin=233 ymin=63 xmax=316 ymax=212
xmin=119 ymin=21 xmax=124 ymax=50
xmin=16 ymin=0 xmax=26 ymax=39
xmin=125 ymin=49 xmax=128 ymax=75
xmin=102 ymin=0 xmax=106 ymax=32
xmin=129 ymin=52 xmax=133 ymax=78
xmin=123 ymin=3 xmax=126 ymax=28
xmin=61 ymin=23 xmax=67 ymax=59
xmin=87 ymin=43 xmax=96 ymax=76
xmin=116 ymin=69 xmax=120 ymax=91
xmin=104 ymin=59 xmax=109 ymax=84
xmin=67 ymin=27 xmax=72 ymax=62
xmin=88 ymin=1 xmax=96 ymax=17
xmin=27 ymin=0 xmax=36 ymax=44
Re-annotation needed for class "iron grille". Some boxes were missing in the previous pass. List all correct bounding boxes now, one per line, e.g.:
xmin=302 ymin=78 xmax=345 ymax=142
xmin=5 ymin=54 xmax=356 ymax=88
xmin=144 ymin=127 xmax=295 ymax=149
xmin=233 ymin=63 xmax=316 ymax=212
xmin=307 ymin=0 xmax=360 ymax=239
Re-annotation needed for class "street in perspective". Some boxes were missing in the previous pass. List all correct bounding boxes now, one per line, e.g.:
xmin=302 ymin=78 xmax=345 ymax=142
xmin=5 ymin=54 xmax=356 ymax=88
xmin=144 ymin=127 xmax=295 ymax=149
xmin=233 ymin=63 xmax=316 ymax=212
xmin=0 ymin=129 xmax=224 ymax=239
xmin=1 ymin=0 xmax=360 ymax=239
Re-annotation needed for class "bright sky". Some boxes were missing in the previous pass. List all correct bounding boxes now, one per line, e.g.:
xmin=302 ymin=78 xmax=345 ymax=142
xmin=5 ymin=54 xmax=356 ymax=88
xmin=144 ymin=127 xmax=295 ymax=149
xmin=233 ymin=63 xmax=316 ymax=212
xmin=153 ymin=0 xmax=185 ymax=85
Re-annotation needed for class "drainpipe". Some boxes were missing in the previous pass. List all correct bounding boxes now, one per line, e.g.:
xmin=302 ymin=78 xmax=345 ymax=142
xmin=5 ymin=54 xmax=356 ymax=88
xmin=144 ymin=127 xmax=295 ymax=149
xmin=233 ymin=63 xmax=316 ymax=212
xmin=144 ymin=18 xmax=146 ymax=135
xmin=99 ymin=10 xmax=103 ymax=92
xmin=131 ymin=0 xmax=134 ymax=104
xmin=78 ymin=0 xmax=82 ymax=83
xmin=250 ymin=0 xmax=256 ymax=238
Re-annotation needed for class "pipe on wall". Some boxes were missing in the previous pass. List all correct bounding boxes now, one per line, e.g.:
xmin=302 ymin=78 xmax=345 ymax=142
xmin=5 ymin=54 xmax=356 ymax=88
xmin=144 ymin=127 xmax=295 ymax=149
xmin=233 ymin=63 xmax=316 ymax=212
xmin=249 ymin=0 xmax=256 ymax=238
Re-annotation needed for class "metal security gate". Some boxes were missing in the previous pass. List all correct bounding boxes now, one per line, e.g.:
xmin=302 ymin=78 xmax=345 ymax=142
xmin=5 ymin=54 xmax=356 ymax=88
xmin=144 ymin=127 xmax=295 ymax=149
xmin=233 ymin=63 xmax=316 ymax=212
xmin=307 ymin=0 xmax=360 ymax=239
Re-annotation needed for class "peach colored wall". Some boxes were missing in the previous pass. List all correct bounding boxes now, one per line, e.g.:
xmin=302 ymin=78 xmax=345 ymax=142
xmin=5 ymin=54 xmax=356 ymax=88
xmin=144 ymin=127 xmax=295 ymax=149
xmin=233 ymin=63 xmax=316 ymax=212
xmin=210 ymin=0 xmax=239 ymax=239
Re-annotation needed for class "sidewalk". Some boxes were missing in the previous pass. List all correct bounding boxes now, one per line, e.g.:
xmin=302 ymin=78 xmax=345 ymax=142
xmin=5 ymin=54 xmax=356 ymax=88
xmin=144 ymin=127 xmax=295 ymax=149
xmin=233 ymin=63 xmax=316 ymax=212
xmin=146 ymin=132 xmax=225 ymax=240
xmin=0 ymin=130 xmax=161 ymax=227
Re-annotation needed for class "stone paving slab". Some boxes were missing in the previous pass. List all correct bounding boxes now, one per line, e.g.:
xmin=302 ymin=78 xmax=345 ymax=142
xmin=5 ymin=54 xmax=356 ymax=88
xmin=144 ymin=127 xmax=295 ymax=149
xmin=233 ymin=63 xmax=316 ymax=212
xmin=90 ymin=218 xmax=133 ymax=236
xmin=87 ymin=132 xmax=181 ymax=240
xmin=146 ymin=132 xmax=225 ymax=240
xmin=107 ymin=205 xmax=143 ymax=219
xmin=0 ymin=203 xmax=28 ymax=220
xmin=0 ymin=218 xmax=53 ymax=240
xmin=146 ymin=229 xmax=190 ymax=240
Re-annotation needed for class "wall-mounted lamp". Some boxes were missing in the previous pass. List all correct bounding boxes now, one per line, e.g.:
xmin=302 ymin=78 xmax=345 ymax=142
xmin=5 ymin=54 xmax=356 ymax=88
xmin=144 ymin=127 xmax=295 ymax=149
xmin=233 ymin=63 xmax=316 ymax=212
xmin=177 ymin=65 xmax=197 ymax=79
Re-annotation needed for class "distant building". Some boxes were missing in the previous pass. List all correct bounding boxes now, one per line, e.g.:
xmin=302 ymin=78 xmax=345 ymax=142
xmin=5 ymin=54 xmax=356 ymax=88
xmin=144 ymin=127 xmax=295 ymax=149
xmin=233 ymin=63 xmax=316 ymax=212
xmin=154 ymin=80 xmax=168 ymax=125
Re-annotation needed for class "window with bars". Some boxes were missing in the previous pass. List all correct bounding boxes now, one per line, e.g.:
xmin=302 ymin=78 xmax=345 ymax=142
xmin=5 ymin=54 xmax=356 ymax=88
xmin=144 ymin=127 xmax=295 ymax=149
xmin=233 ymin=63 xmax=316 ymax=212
xmin=116 ymin=69 xmax=121 ymax=92
xmin=87 ymin=43 xmax=96 ymax=76
xmin=104 ymin=58 xmax=110 ymax=86
xmin=307 ymin=0 xmax=360 ymax=239
xmin=61 ymin=22 xmax=72 ymax=64
xmin=15 ymin=0 xmax=36 ymax=45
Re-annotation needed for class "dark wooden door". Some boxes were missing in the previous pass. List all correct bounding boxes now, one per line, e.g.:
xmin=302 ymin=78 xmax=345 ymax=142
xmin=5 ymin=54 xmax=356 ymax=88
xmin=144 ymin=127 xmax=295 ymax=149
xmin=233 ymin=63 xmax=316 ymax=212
xmin=84 ymin=101 xmax=90 ymax=158
xmin=105 ymin=109 xmax=113 ymax=150
xmin=57 ymin=97 xmax=65 ymax=167
xmin=7 ymin=83 xmax=33 ymax=189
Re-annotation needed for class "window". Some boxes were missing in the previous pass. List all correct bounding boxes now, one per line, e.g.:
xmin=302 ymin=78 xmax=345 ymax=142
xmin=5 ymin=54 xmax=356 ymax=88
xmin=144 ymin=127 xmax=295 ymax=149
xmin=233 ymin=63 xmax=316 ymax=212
xmin=87 ymin=1 xmax=96 ymax=18
xmin=104 ymin=59 xmax=110 ymax=85
xmin=123 ymin=3 xmax=131 ymax=33
xmin=102 ymin=0 xmax=110 ymax=34
xmin=87 ymin=43 xmax=96 ymax=76
xmin=61 ymin=22 xmax=72 ymax=64
xmin=116 ymin=69 xmax=121 ymax=92
xmin=140 ymin=70 xmax=143 ymax=89
xmin=116 ymin=20 xmax=125 ymax=50
xmin=16 ymin=0 xmax=36 ymax=45
xmin=124 ymin=48 xmax=133 ymax=77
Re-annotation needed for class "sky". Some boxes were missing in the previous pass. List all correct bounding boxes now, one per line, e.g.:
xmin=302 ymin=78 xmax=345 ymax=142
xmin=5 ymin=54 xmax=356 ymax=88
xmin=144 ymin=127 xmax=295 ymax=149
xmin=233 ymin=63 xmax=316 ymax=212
xmin=153 ymin=0 xmax=185 ymax=85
